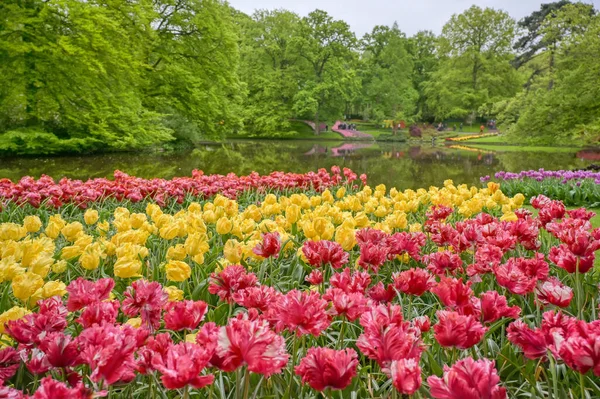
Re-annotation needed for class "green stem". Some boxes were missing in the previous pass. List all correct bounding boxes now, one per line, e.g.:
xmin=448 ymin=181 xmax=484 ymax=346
xmin=243 ymin=367 xmax=251 ymax=399
xmin=183 ymin=385 xmax=189 ymax=399
xmin=575 ymin=259 xmax=584 ymax=320
xmin=337 ymin=318 xmax=346 ymax=349
xmin=548 ymin=352 xmax=559 ymax=399
xmin=580 ymin=372 xmax=586 ymax=399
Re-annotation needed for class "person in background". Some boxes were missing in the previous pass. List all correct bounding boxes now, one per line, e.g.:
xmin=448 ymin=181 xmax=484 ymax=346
xmin=325 ymin=124 xmax=328 ymax=132
xmin=459 ymin=122 xmax=463 ymax=131
xmin=480 ymin=124 xmax=485 ymax=133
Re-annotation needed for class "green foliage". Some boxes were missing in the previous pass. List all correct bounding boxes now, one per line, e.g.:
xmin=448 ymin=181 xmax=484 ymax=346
xmin=424 ymin=6 xmax=521 ymax=120
xmin=0 ymin=0 xmax=240 ymax=153
xmin=360 ymin=24 xmax=418 ymax=124
xmin=500 ymin=3 xmax=600 ymax=144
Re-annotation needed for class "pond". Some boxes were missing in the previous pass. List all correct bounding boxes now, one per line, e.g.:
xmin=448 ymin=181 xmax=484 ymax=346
xmin=0 ymin=140 xmax=596 ymax=190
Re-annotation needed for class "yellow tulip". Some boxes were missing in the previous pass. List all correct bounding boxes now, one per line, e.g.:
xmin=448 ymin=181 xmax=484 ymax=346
xmin=0 ymin=223 xmax=27 ymax=242
xmin=28 ymin=253 xmax=53 ymax=278
xmin=126 ymin=317 xmax=142 ymax=328
xmin=165 ymin=260 xmax=191 ymax=282
xmin=184 ymin=233 xmax=209 ymax=257
xmin=12 ymin=272 xmax=44 ymax=301
xmin=51 ymin=260 xmax=67 ymax=274
xmin=166 ymin=244 xmax=187 ymax=261
xmin=84 ymin=209 xmax=99 ymax=225
xmin=0 ymin=257 xmax=24 ymax=282
xmin=41 ymin=281 xmax=67 ymax=298
xmin=216 ymin=217 xmax=233 ymax=235
xmin=335 ymin=187 xmax=346 ymax=199
xmin=61 ymin=222 xmax=83 ymax=241
xmin=164 ymin=286 xmax=184 ymax=301
xmin=23 ymin=216 xmax=42 ymax=233
xmin=223 ymin=239 xmax=243 ymax=263
xmin=61 ymin=245 xmax=83 ymax=260
xmin=97 ymin=221 xmax=110 ymax=236
xmin=335 ymin=227 xmax=356 ymax=251
xmin=114 ymin=256 xmax=143 ymax=278
xmin=130 ymin=213 xmax=147 ymax=229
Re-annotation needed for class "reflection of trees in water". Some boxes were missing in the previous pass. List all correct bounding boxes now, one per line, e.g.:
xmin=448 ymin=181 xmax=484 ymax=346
xmin=0 ymin=141 xmax=593 ymax=189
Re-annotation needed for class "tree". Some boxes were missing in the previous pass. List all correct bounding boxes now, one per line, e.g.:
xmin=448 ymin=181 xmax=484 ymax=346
xmin=292 ymin=10 xmax=357 ymax=134
xmin=513 ymin=1 xmax=594 ymax=88
xmin=144 ymin=0 xmax=242 ymax=142
xmin=500 ymin=4 xmax=600 ymax=144
xmin=423 ymin=6 xmax=520 ymax=120
xmin=0 ymin=0 xmax=171 ymax=154
xmin=361 ymin=23 xmax=418 ymax=132
xmin=237 ymin=9 xmax=303 ymax=137
xmin=407 ymin=30 xmax=438 ymax=121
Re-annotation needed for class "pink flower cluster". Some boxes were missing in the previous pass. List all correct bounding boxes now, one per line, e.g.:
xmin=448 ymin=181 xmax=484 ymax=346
xmin=0 ymin=167 xmax=359 ymax=208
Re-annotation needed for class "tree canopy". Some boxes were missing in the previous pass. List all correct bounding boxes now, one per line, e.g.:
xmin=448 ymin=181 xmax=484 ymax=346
xmin=0 ymin=1 xmax=599 ymax=153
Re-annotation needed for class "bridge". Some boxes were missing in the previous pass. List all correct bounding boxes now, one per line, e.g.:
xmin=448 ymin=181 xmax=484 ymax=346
xmin=297 ymin=120 xmax=373 ymax=139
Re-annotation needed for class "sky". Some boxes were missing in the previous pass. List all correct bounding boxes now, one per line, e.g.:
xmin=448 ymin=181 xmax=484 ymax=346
xmin=227 ymin=0 xmax=599 ymax=36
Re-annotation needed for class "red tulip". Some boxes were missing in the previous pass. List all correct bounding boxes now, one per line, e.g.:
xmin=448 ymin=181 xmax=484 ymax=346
xmin=433 ymin=310 xmax=486 ymax=349
xmin=208 ymin=265 xmax=258 ymax=303
xmin=479 ymin=291 xmax=521 ymax=324
xmin=324 ymin=288 xmax=370 ymax=321
xmin=388 ymin=232 xmax=427 ymax=261
xmin=425 ymin=251 xmax=463 ymax=276
xmin=302 ymin=240 xmax=349 ymax=269
xmin=0 ymin=347 xmax=20 ymax=384
xmin=77 ymin=301 xmax=120 ymax=328
xmin=66 ymin=277 xmax=114 ymax=312
xmin=164 ymin=300 xmax=208 ymax=331
xmin=494 ymin=254 xmax=548 ymax=295
xmin=431 ymin=277 xmax=475 ymax=315
xmin=305 ymin=270 xmax=324 ymax=286
xmin=559 ymin=319 xmax=600 ymax=376
xmin=253 ymin=232 xmax=281 ymax=258
xmin=358 ymin=242 xmax=388 ymax=271
xmin=77 ymin=323 xmax=142 ymax=385
xmin=39 ymin=332 xmax=81 ymax=369
xmin=390 ymin=358 xmax=422 ymax=395
xmin=31 ymin=377 xmax=93 ymax=399
xmin=367 ymin=282 xmax=396 ymax=303
xmin=535 ymin=277 xmax=573 ymax=308
xmin=211 ymin=313 xmax=289 ymax=376
xmin=393 ymin=268 xmax=436 ymax=296
xmin=270 ymin=290 xmax=331 ymax=336
xmin=122 ymin=279 xmax=167 ymax=331
xmin=330 ymin=268 xmax=371 ymax=294
xmin=506 ymin=320 xmax=547 ymax=359
xmin=152 ymin=342 xmax=214 ymax=390
xmin=356 ymin=304 xmax=424 ymax=368
xmin=295 ymin=347 xmax=358 ymax=391
xmin=232 ymin=285 xmax=281 ymax=312
xmin=427 ymin=358 xmax=506 ymax=399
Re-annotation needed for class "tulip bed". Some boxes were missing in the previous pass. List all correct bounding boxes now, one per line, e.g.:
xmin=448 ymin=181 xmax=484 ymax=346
xmin=0 ymin=168 xmax=599 ymax=398
xmin=482 ymin=169 xmax=600 ymax=207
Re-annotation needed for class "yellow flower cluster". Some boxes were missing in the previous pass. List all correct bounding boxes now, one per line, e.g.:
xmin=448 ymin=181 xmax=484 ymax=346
xmin=0 ymin=181 xmax=523 ymax=310
xmin=446 ymin=133 xmax=498 ymax=142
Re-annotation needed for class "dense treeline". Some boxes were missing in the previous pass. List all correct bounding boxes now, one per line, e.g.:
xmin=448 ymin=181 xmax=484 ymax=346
xmin=0 ymin=1 xmax=598 ymax=153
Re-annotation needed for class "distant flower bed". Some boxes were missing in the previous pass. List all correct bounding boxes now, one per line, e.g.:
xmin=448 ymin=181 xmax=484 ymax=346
xmin=446 ymin=133 xmax=498 ymax=142
xmin=0 ymin=174 xmax=598 ymax=398
xmin=0 ymin=168 xmax=360 ymax=208
xmin=482 ymin=169 xmax=600 ymax=206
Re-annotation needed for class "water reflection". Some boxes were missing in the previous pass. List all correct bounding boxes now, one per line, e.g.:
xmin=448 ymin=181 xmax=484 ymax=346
xmin=0 ymin=140 xmax=595 ymax=190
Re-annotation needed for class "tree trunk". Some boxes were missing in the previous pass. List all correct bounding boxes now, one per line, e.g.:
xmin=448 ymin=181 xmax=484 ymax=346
xmin=314 ymin=110 xmax=320 ymax=135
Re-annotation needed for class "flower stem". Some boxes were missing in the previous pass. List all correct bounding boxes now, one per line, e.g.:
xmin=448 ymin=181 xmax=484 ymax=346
xmin=337 ymin=318 xmax=346 ymax=349
xmin=575 ymin=259 xmax=584 ymax=320
xmin=243 ymin=367 xmax=251 ymax=399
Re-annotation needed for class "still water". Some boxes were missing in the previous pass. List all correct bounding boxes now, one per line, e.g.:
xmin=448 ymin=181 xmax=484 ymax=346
xmin=0 ymin=141 xmax=595 ymax=190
